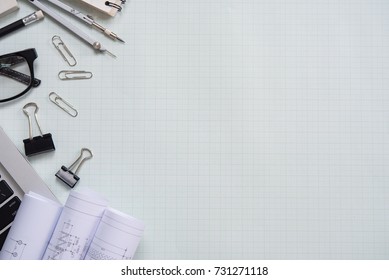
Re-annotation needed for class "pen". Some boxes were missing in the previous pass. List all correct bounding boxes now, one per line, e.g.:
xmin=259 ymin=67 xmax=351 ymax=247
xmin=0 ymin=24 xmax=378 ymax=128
xmin=0 ymin=10 xmax=44 ymax=39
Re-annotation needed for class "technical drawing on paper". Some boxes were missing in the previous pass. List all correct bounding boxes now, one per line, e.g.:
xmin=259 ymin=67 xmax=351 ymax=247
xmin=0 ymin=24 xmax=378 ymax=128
xmin=87 ymin=236 xmax=132 ymax=260
xmin=1 ymin=238 xmax=27 ymax=259
xmin=45 ymin=220 xmax=84 ymax=260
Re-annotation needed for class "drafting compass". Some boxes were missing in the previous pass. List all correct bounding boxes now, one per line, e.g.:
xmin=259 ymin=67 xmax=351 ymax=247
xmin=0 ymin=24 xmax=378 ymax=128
xmin=28 ymin=0 xmax=116 ymax=57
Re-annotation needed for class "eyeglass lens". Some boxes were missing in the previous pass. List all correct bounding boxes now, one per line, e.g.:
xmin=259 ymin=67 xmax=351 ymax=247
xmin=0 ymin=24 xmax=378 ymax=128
xmin=0 ymin=55 xmax=31 ymax=101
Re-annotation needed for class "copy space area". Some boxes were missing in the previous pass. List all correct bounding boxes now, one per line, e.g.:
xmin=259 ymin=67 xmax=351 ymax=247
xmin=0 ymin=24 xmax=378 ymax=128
xmin=1 ymin=0 xmax=389 ymax=259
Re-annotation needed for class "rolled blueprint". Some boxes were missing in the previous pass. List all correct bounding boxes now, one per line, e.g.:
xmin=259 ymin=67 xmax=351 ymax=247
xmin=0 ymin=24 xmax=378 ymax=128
xmin=0 ymin=192 xmax=62 ymax=260
xmin=84 ymin=208 xmax=145 ymax=260
xmin=42 ymin=188 xmax=108 ymax=260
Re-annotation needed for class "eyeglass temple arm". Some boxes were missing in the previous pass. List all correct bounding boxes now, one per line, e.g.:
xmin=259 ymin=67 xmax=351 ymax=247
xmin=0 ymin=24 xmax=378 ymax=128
xmin=0 ymin=67 xmax=41 ymax=87
xmin=0 ymin=55 xmax=40 ymax=87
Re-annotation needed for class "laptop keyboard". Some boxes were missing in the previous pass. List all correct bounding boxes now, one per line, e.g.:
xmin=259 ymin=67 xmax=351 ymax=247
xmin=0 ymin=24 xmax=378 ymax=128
xmin=0 ymin=176 xmax=21 ymax=250
xmin=0 ymin=179 xmax=14 ymax=204
xmin=0 ymin=228 xmax=11 ymax=250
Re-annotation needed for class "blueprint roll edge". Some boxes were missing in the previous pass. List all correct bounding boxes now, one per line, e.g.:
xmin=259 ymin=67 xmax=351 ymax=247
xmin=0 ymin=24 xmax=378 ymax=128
xmin=0 ymin=192 xmax=62 ymax=260
xmin=84 ymin=207 xmax=145 ymax=260
xmin=42 ymin=188 xmax=109 ymax=260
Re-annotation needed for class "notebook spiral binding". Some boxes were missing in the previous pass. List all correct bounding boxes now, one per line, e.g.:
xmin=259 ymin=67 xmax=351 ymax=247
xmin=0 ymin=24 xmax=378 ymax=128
xmin=78 ymin=0 xmax=125 ymax=17
xmin=105 ymin=1 xmax=123 ymax=12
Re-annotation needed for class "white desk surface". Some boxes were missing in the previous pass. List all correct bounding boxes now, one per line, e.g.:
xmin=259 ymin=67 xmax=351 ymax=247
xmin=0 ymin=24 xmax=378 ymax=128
xmin=1 ymin=0 xmax=389 ymax=259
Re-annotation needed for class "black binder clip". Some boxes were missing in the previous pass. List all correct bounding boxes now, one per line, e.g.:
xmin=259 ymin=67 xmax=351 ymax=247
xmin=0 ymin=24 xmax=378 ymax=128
xmin=22 ymin=102 xmax=55 ymax=157
xmin=55 ymin=148 xmax=93 ymax=188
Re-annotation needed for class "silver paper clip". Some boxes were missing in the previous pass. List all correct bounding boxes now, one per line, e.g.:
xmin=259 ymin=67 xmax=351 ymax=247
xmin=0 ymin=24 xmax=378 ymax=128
xmin=55 ymin=148 xmax=93 ymax=188
xmin=49 ymin=92 xmax=78 ymax=117
xmin=52 ymin=35 xmax=77 ymax=66
xmin=58 ymin=70 xmax=93 ymax=80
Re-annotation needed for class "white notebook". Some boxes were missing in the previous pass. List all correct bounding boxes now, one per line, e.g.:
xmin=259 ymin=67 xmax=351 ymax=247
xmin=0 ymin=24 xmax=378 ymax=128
xmin=0 ymin=0 xmax=19 ymax=18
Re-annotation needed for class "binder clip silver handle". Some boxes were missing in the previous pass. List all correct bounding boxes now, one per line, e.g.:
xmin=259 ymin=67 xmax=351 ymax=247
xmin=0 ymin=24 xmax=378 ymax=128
xmin=23 ymin=102 xmax=43 ymax=140
xmin=69 ymin=148 xmax=93 ymax=175
xmin=22 ymin=103 xmax=55 ymax=157
xmin=55 ymin=148 xmax=93 ymax=188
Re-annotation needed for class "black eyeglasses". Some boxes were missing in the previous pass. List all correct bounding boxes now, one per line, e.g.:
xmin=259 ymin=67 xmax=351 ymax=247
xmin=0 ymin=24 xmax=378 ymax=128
xmin=0 ymin=48 xmax=41 ymax=103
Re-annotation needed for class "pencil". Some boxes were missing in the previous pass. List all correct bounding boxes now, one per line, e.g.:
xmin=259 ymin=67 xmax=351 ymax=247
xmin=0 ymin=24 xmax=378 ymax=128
xmin=0 ymin=10 xmax=44 ymax=39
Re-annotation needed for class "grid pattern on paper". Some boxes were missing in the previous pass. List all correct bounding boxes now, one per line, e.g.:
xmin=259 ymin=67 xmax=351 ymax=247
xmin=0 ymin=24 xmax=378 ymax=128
xmin=0 ymin=0 xmax=389 ymax=259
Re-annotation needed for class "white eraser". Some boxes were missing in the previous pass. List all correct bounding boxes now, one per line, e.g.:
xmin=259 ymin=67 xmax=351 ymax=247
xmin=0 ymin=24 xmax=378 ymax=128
xmin=35 ymin=10 xmax=44 ymax=20
xmin=0 ymin=0 xmax=19 ymax=18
